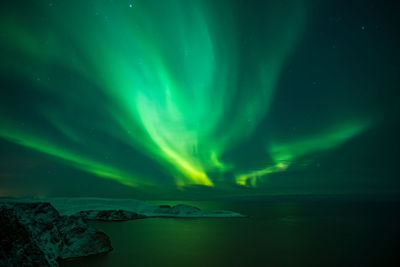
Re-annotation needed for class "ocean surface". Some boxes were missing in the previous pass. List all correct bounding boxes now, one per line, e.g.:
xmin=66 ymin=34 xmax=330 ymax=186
xmin=61 ymin=197 xmax=400 ymax=267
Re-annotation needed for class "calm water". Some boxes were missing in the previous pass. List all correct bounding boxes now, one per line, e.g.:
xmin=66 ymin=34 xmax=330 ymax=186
xmin=62 ymin=198 xmax=400 ymax=267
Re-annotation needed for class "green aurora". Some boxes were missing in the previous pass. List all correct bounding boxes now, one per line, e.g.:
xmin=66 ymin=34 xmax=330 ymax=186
xmin=0 ymin=0 xmax=399 ymax=197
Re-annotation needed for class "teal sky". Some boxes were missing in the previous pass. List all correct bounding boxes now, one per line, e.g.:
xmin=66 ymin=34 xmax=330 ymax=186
xmin=0 ymin=0 xmax=399 ymax=199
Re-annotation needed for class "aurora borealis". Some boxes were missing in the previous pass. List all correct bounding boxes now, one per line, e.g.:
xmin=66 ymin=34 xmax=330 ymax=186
xmin=1 ymin=0 xmax=399 ymax=197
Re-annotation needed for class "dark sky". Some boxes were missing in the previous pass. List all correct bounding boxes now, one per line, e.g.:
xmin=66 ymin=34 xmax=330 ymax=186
xmin=0 ymin=0 xmax=399 ymax=199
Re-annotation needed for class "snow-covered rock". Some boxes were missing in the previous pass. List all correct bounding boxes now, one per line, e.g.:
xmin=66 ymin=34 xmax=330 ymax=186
xmin=0 ymin=202 xmax=112 ymax=267
xmin=74 ymin=209 xmax=145 ymax=221
xmin=154 ymin=204 xmax=200 ymax=214
xmin=147 ymin=203 xmax=246 ymax=217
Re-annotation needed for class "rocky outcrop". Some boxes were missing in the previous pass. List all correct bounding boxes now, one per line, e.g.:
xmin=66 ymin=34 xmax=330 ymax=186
xmin=149 ymin=204 xmax=246 ymax=217
xmin=0 ymin=202 xmax=112 ymax=267
xmin=74 ymin=209 xmax=146 ymax=221
xmin=153 ymin=204 xmax=201 ymax=215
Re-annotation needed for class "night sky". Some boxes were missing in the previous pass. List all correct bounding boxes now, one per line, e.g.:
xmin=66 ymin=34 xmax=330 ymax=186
xmin=1 ymin=0 xmax=399 ymax=199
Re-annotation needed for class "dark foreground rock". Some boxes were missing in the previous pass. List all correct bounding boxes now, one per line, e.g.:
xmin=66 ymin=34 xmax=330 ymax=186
xmin=0 ymin=202 xmax=112 ymax=267
xmin=0 ymin=207 xmax=49 ymax=266
xmin=75 ymin=209 xmax=146 ymax=221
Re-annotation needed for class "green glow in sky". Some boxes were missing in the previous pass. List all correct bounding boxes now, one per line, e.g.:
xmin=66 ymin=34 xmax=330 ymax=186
xmin=0 ymin=117 xmax=145 ymax=187
xmin=236 ymin=120 xmax=372 ymax=186
xmin=0 ymin=0 xmax=384 ymax=193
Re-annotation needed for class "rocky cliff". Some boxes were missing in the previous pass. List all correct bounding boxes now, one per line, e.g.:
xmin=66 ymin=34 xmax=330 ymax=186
xmin=0 ymin=202 xmax=112 ymax=267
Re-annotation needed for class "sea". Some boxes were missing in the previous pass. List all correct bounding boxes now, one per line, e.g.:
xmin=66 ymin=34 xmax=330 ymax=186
xmin=61 ymin=196 xmax=400 ymax=267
